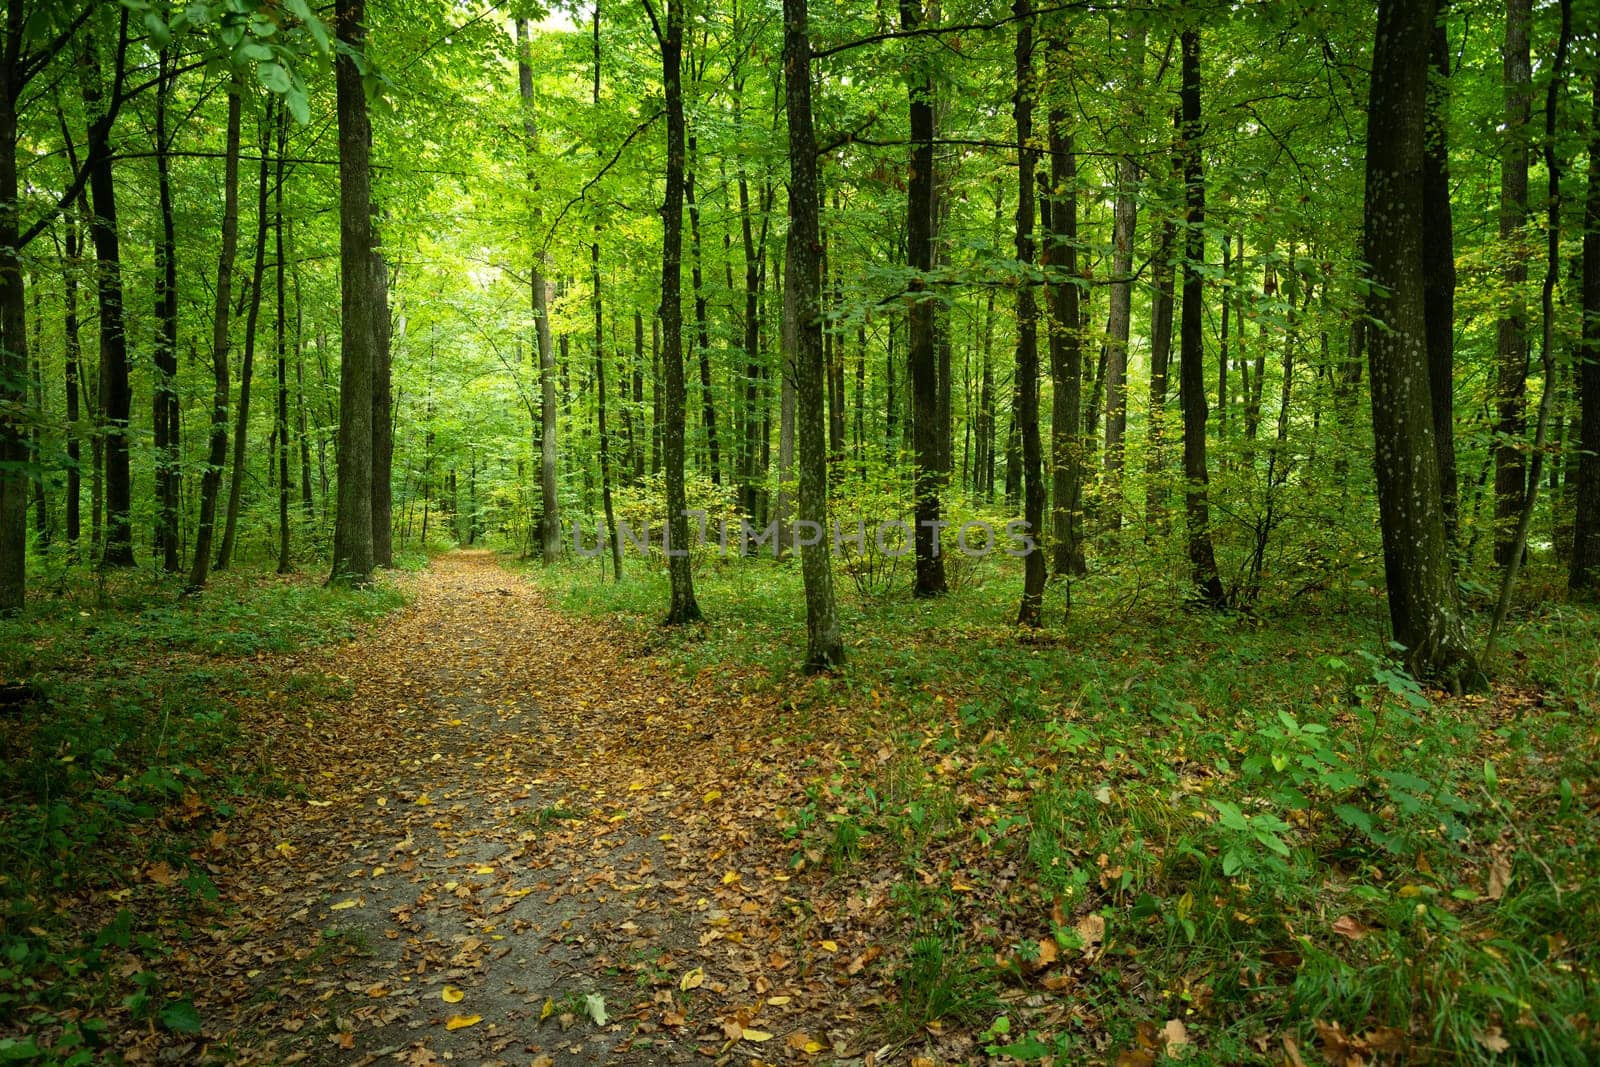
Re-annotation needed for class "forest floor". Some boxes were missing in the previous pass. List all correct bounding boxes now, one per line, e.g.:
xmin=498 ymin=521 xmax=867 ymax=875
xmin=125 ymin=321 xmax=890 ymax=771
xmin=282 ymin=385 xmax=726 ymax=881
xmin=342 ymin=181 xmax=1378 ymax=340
xmin=102 ymin=550 xmax=872 ymax=1066
xmin=3 ymin=548 xmax=1599 ymax=1066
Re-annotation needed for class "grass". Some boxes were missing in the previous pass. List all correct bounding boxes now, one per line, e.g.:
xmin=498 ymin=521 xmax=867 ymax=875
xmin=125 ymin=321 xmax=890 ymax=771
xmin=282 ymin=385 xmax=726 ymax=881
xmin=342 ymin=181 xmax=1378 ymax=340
xmin=527 ymin=548 xmax=1600 ymax=1065
xmin=0 ymin=561 xmax=408 ymax=1065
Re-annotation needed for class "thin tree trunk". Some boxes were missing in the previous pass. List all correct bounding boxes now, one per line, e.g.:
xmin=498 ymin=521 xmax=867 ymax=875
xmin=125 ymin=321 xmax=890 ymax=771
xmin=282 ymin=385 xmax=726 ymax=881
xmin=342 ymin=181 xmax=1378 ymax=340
xmin=1494 ymin=0 xmax=1532 ymax=567
xmin=1014 ymin=0 xmax=1046 ymax=626
xmin=330 ymin=0 xmax=377 ymax=584
xmin=685 ymin=140 xmax=722 ymax=486
xmin=188 ymin=90 xmax=242 ymax=592
xmin=655 ymin=0 xmax=701 ymax=622
xmin=1044 ymin=20 xmax=1084 ymax=577
xmin=0 ymin=3 xmax=26 ymax=609
xmin=275 ymin=104 xmax=292 ymax=573
xmin=217 ymin=96 xmax=275 ymax=572
xmin=782 ymin=0 xmax=844 ymax=668
xmin=64 ymin=203 xmax=83 ymax=548
xmin=1488 ymin=0 xmax=1570 ymax=658
xmin=370 ymin=238 xmax=393 ymax=568
xmin=1178 ymin=29 xmax=1225 ymax=606
xmin=152 ymin=48 xmax=180 ymax=572
xmin=82 ymin=19 xmax=135 ymax=568
xmin=1570 ymin=59 xmax=1600 ymax=592
xmin=1145 ymin=214 xmax=1176 ymax=533
xmin=903 ymin=0 xmax=947 ymax=596
xmin=1101 ymin=24 xmax=1145 ymax=531
xmin=592 ymin=3 xmax=620 ymax=581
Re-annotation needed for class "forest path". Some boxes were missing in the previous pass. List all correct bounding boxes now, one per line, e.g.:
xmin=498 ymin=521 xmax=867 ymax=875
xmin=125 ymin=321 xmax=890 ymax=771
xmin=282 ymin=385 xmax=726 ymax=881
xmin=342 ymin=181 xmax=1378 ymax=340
xmin=179 ymin=551 xmax=862 ymax=1067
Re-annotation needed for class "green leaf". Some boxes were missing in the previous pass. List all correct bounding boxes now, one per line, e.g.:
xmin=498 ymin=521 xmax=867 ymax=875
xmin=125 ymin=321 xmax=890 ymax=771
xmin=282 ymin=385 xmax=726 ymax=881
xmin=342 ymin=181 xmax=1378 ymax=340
xmin=285 ymin=87 xmax=310 ymax=125
xmin=159 ymin=998 xmax=202 ymax=1034
xmin=284 ymin=0 xmax=330 ymax=53
xmin=0 ymin=1037 xmax=43 ymax=1062
xmin=256 ymin=61 xmax=292 ymax=94
xmin=143 ymin=11 xmax=170 ymax=47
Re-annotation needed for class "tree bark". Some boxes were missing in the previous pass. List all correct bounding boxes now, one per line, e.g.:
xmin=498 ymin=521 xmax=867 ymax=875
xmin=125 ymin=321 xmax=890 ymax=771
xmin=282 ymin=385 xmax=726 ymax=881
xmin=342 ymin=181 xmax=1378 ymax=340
xmin=152 ymin=48 xmax=180 ymax=572
xmin=902 ymin=0 xmax=947 ymax=596
xmin=189 ymin=89 xmax=241 ymax=592
xmin=685 ymin=141 xmax=722 ymax=486
xmin=1571 ymin=61 xmax=1600 ymax=592
xmin=82 ymin=18 xmax=134 ymax=569
xmin=656 ymin=0 xmax=702 ymax=622
xmin=1101 ymin=24 xmax=1145 ymax=531
xmin=782 ymin=0 xmax=844 ymax=668
xmin=1145 ymin=214 xmax=1176 ymax=534
xmin=0 ymin=2 xmax=25 ymax=609
xmin=1014 ymin=0 xmax=1046 ymax=626
xmin=218 ymin=96 xmax=274 ymax=572
xmin=1494 ymin=0 xmax=1531 ymax=566
xmin=275 ymin=104 xmax=292 ymax=574
xmin=1044 ymin=21 xmax=1085 ymax=577
xmin=1424 ymin=0 xmax=1458 ymax=545
xmin=1179 ymin=29 xmax=1225 ymax=606
xmin=64 ymin=203 xmax=83 ymax=548
xmin=1363 ymin=0 xmax=1481 ymax=689
xmin=330 ymin=0 xmax=377 ymax=584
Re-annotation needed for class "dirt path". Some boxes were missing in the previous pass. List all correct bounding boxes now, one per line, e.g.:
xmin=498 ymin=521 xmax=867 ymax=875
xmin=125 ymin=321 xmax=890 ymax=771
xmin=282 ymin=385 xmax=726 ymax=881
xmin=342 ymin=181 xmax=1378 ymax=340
xmin=158 ymin=551 xmax=880 ymax=1067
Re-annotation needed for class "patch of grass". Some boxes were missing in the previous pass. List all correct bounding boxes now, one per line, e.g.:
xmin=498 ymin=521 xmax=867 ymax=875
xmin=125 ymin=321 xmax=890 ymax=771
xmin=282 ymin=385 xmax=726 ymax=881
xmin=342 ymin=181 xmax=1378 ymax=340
xmin=535 ymin=554 xmax=1600 ymax=1064
xmin=0 ymin=562 xmax=409 ymax=1063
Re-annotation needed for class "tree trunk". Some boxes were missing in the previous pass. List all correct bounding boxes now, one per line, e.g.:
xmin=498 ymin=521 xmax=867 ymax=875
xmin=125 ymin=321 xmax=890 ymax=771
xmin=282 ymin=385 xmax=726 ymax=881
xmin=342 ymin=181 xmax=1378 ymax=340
xmin=1178 ymin=29 xmax=1225 ymax=606
xmin=657 ymin=0 xmax=702 ymax=622
xmin=782 ymin=0 xmax=844 ymax=667
xmin=1424 ymin=0 xmax=1458 ymax=545
xmin=1044 ymin=21 xmax=1085 ymax=577
xmin=1363 ymin=0 xmax=1481 ymax=689
xmin=370 ymin=241 xmax=393 ymax=568
xmin=82 ymin=21 xmax=135 ymax=568
xmin=330 ymin=0 xmax=377 ymax=584
xmin=189 ymin=90 xmax=242 ymax=592
xmin=1014 ymin=0 xmax=1046 ymax=626
xmin=1494 ymin=0 xmax=1531 ymax=567
xmin=685 ymin=141 xmax=722 ymax=486
xmin=1145 ymin=214 xmax=1176 ymax=533
xmin=64 ymin=203 xmax=83 ymax=548
xmin=902 ymin=0 xmax=947 ymax=596
xmin=152 ymin=49 xmax=180 ymax=572
xmin=0 ymin=8 xmax=24 ymax=609
xmin=218 ymin=96 xmax=275 ymax=571
xmin=1101 ymin=25 xmax=1145 ymax=532
xmin=1571 ymin=62 xmax=1600 ymax=592
xmin=275 ymin=104 xmax=292 ymax=574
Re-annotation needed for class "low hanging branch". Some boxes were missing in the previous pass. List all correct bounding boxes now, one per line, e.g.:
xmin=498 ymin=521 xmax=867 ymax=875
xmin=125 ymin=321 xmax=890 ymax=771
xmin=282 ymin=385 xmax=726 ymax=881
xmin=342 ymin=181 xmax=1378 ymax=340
xmin=1484 ymin=0 xmax=1570 ymax=662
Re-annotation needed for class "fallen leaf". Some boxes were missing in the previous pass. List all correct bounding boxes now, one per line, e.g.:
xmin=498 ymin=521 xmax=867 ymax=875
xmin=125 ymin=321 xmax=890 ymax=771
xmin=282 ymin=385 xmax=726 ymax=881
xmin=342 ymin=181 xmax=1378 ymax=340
xmin=1076 ymin=913 xmax=1106 ymax=957
xmin=680 ymin=967 xmax=705 ymax=991
xmin=443 ymin=1014 xmax=481 ymax=1030
xmin=1475 ymin=1026 xmax=1511 ymax=1054
xmin=441 ymin=986 xmax=464 ymax=1003
xmin=585 ymin=993 xmax=607 ymax=1025
xmin=819 ymin=940 xmax=838 ymax=953
xmin=1161 ymin=1018 xmax=1190 ymax=1057
xmin=741 ymin=1029 xmax=773 ymax=1042
xmin=329 ymin=899 xmax=358 ymax=911
xmin=1486 ymin=853 xmax=1512 ymax=901
xmin=1330 ymin=915 xmax=1368 ymax=941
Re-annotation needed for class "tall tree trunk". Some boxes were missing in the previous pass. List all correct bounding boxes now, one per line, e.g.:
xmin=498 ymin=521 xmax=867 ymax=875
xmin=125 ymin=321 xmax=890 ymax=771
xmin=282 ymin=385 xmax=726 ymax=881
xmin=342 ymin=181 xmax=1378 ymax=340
xmin=685 ymin=141 xmax=722 ymax=485
xmin=64 ymin=204 xmax=83 ymax=548
xmin=218 ymin=96 xmax=274 ymax=571
xmin=330 ymin=0 xmax=377 ymax=584
xmin=1571 ymin=64 xmax=1600 ymax=591
xmin=516 ymin=19 xmax=560 ymax=562
xmin=1178 ymin=29 xmax=1225 ymax=606
xmin=591 ymin=5 xmax=620 ymax=581
xmin=1487 ymin=0 xmax=1570 ymax=657
xmin=1363 ymin=0 xmax=1481 ymax=689
xmin=1101 ymin=23 xmax=1146 ymax=531
xmin=1424 ymin=0 xmax=1458 ymax=545
xmin=0 ymin=3 xmax=25 ymax=609
xmin=902 ymin=0 xmax=947 ymax=596
xmin=1494 ymin=0 xmax=1531 ymax=566
xmin=1014 ymin=0 xmax=1046 ymax=626
xmin=1044 ymin=21 xmax=1084 ymax=577
xmin=656 ymin=0 xmax=701 ymax=622
xmin=370 ymin=238 xmax=392 ymax=568
xmin=1145 ymin=214 xmax=1176 ymax=533
xmin=782 ymin=0 xmax=844 ymax=667
xmin=82 ymin=19 xmax=134 ymax=568
xmin=275 ymin=105 xmax=292 ymax=574
xmin=152 ymin=48 xmax=180 ymax=572
xmin=189 ymin=89 xmax=242 ymax=592
xmin=291 ymin=222 xmax=313 ymax=519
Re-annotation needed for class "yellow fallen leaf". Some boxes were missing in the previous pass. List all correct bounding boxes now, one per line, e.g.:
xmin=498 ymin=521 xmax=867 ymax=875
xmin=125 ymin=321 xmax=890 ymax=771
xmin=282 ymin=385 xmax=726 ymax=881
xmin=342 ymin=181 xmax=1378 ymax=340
xmin=329 ymin=899 xmax=358 ymax=911
xmin=680 ymin=967 xmax=705 ymax=991
xmin=275 ymin=842 xmax=296 ymax=857
xmin=375 ymin=797 xmax=387 ymax=807
xmin=703 ymin=789 xmax=722 ymax=803
xmin=474 ymin=866 xmax=495 ymax=874
xmin=444 ymin=1014 xmax=480 ymax=1030
xmin=766 ymin=996 xmax=791 ymax=1005
xmin=540 ymin=997 xmax=555 ymax=1022
xmin=741 ymin=1029 xmax=774 ymax=1042
xmin=722 ymin=871 xmax=741 ymax=885
xmin=441 ymin=986 xmax=464 ymax=1003
xmin=819 ymin=940 xmax=838 ymax=953
xmin=414 ymin=793 xmax=431 ymax=805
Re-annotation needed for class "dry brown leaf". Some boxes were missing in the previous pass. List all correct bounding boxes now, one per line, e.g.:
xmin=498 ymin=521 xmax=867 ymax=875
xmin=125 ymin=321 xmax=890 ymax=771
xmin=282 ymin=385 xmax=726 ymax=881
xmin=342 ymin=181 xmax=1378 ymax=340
xmin=1330 ymin=915 xmax=1369 ymax=941
xmin=1486 ymin=853 xmax=1512 ymax=901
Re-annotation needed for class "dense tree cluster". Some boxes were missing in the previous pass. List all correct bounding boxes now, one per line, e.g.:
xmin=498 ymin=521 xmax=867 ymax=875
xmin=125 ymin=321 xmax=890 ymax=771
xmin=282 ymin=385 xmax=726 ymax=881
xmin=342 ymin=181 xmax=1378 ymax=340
xmin=2 ymin=0 xmax=1598 ymax=681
